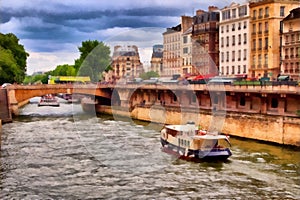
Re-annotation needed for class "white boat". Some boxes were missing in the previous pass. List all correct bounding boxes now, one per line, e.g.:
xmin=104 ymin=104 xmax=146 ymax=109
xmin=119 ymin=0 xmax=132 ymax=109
xmin=160 ymin=121 xmax=232 ymax=161
xmin=38 ymin=94 xmax=60 ymax=107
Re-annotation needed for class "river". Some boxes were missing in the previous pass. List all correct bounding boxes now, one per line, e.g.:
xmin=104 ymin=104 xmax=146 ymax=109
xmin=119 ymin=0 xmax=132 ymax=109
xmin=0 ymin=97 xmax=299 ymax=199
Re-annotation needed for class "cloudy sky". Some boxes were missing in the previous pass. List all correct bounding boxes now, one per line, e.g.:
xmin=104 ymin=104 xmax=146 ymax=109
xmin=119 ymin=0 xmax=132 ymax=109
xmin=0 ymin=0 xmax=245 ymax=75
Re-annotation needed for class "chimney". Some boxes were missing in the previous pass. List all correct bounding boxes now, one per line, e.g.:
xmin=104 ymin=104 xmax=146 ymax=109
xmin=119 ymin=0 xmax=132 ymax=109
xmin=196 ymin=9 xmax=205 ymax=16
xmin=208 ymin=6 xmax=219 ymax=12
xmin=181 ymin=16 xmax=193 ymax=32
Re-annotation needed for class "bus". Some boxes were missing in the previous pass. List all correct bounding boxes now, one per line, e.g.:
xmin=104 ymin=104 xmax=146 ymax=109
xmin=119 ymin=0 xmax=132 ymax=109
xmin=48 ymin=76 xmax=91 ymax=84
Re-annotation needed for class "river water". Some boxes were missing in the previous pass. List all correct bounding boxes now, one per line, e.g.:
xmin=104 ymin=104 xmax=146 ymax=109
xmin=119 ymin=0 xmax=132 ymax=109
xmin=0 ymin=98 xmax=299 ymax=199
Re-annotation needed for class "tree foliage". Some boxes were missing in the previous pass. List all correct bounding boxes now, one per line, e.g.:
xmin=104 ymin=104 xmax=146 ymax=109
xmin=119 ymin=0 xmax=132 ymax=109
xmin=139 ymin=71 xmax=159 ymax=80
xmin=0 ymin=33 xmax=29 ymax=84
xmin=75 ymin=40 xmax=111 ymax=82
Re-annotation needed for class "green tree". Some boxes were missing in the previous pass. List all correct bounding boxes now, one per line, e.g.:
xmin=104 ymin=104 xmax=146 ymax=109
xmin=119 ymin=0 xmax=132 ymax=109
xmin=0 ymin=33 xmax=29 ymax=84
xmin=139 ymin=71 xmax=159 ymax=80
xmin=74 ymin=40 xmax=111 ymax=82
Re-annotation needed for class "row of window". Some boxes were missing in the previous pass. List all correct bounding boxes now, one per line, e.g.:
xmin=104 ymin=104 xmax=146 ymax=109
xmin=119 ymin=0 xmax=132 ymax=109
xmin=220 ymin=33 xmax=248 ymax=47
xmin=221 ymin=5 xmax=248 ymax=20
xmin=220 ymin=65 xmax=247 ymax=75
xmin=164 ymin=34 xmax=181 ymax=43
xmin=252 ymin=22 xmax=269 ymax=33
xmin=285 ymin=34 xmax=300 ymax=43
xmin=252 ymin=38 xmax=269 ymax=50
xmin=252 ymin=6 xmax=270 ymax=19
xmin=220 ymin=21 xmax=248 ymax=33
xmin=221 ymin=50 xmax=248 ymax=62
xmin=252 ymin=54 xmax=269 ymax=66
xmin=284 ymin=47 xmax=300 ymax=58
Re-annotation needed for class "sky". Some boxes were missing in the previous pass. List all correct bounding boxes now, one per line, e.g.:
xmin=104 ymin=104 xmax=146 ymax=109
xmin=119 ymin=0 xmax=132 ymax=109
xmin=0 ymin=0 xmax=246 ymax=75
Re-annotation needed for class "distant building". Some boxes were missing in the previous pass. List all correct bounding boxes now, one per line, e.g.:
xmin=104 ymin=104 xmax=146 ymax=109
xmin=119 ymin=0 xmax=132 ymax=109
xmin=150 ymin=45 xmax=163 ymax=75
xmin=249 ymin=0 xmax=299 ymax=80
xmin=219 ymin=2 xmax=250 ymax=77
xmin=192 ymin=6 xmax=220 ymax=76
xmin=111 ymin=45 xmax=143 ymax=79
xmin=181 ymin=16 xmax=194 ymax=76
xmin=281 ymin=7 xmax=300 ymax=80
xmin=162 ymin=24 xmax=182 ymax=77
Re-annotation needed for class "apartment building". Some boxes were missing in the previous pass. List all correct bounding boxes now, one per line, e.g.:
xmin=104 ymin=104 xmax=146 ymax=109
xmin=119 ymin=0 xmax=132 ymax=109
xmin=219 ymin=2 xmax=250 ymax=77
xmin=281 ymin=7 xmax=300 ymax=80
xmin=249 ymin=0 xmax=299 ymax=79
xmin=181 ymin=16 xmax=194 ymax=76
xmin=150 ymin=44 xmax=163 ymax=75
xmin=162 ymin=24 xmax=182 ymax=77
xmin=111 ymin=45 xmax=143 ymax=79
xmin=192 ymin=7 xmax=220 ymax=76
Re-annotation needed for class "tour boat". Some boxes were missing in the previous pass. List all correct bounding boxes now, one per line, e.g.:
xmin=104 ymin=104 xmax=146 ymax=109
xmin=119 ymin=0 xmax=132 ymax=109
xmin=160 ymin=121 xmax=232 ymax=161
xmin=38 ymin=94 xmax=60 ymax=107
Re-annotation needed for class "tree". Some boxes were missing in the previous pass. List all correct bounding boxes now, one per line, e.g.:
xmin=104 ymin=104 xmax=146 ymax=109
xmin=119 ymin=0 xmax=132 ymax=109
xmin=139 ymin=71 xmax=159 ymax=80
xmin=74 ymin=40 xmax=111 ymax=82
xmin=0 ymin=33 xmax=29 ymax=84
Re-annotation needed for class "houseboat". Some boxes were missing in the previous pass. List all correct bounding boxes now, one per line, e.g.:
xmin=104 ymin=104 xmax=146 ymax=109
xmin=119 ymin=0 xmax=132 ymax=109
xmin=38 ymin=94 xmax=60 ymax=107
xmin=160 ymin=121 xmax=232 ymax=161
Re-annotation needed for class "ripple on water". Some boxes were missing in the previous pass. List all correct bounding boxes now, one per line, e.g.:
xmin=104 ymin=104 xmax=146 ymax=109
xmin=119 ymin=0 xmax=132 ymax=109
xmin=0 ymin=102 xmax=300 ymax=199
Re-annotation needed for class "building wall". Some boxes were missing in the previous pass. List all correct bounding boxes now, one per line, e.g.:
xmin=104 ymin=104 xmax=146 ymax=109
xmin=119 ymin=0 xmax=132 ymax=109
xmin=111 ymin=45 xmax=143 ymax=79
xmin=281 ymin=8 xmax=300 ymax=80
xmin=192 ymin=8 xmax=220 ymax=76
xmin=163 ymin=26 xmax=182 ymax=77
xmin=249 ymin=0 xmax=299 ymax=79
xmin=219 ymin=3 xmax=250 ymax=76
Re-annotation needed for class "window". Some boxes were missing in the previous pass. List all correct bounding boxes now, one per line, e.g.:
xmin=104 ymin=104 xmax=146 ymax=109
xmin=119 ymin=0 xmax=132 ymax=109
xmin=226 ymin=25 xmax=229 ymax=32
xmin=226 ymin=36 xmax=229 ymax=46
xmin=243 ymin=65 xmax=246 ymax=73
xmin=232 ymin=51 xmax=235 ymax=61
xmin=226 ymin=66 xmax=229 ymax=74
xmin=232 ymin=9 xmax=236 ymax=18
xmin=258 ymin=38 xmax=262 ymax=49
xmin=253 ymin=56 xmax=256 ymax=65
xmin=238 ymin=65 xmax=241 ymax=74
xmin=253 ymin=39 xmax=256 ymax=50
xmin=253 ymin=10 xmax=257 ymax=19
xmin=258 ymin=23 xmax=262 ymax=33
xmin=221 ymin=37 xmax=224 ymax=47
xmin=238 ymin=34 xmax=241 ymax=45
xmin=238 ymin=22 xmax=241 ymax=30
xmin=258 ymin=54 xmax=262 ymax=66
xmin=244 ymin=33 xmax=247 ymax=44
xmin=238 ymin=50 xmax=241 ymax=61
xmin=265 ymin=7 xmax=269 ymax=17
xmin=183 ymin=47 xmax=188 ymax=54
xmin=221 ymin=66 xmax=224 ymax=75
xmin=244 ymin=21 xmax=247 ymax=29
xmin=232 ymin=66 xmax=235 ymax=74
xmin=264 ymin=54 xmax=268 ymax=66
xmin=265 ymin=22 xmax=269 ymax=33
xmin=239 ymin=5 xmax=247 ymax=17
xmin=232 ymin=23 xmax=235 ymax=31
xmin=253 ymin=24 xmax=256 ymax=33
xmin=280 ymin=6 xmax=285 ymax=17
xmin=226 ymin=51 xmax=229 ymax=62
xmin=221 ymin=52 xmax=224 ymax=62
xmin=265 ymin=37 xmax=269 ymax=49
xmin=183 ymin=36 xmax=188 ymax=44
xmin=221 ymin=26 xmax=224 ymax=33
xmin=291 ymin=34 xmax=295 ymax=42
xmin=259 ymin=8 xmax=263 ymax=18
xmin=232 ymin=35 xmax=235 ymax=46
xmin=244 ymin=49 xmax=247 ymax=60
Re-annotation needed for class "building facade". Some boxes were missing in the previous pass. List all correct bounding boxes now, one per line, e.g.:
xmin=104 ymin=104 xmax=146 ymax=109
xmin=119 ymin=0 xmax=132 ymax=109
xmin=192 ymin=7 xmax=220 ymax=76
xmin=249 ymin=0 xmax=299 ymax=80
xmin=281 ymin=7 xmax=300 ymax=80
xmin=162 ymin=24 xmax=182 ymax=77
xmin=219 ymin=2 xmax=250 ymax=77
xmin=181 ymin=16 xmax=194 ymax=76
xmin=111 ymin=45 xmax=143 ymax=79
xmin=150 ymin=44 xmax=163 ymax=75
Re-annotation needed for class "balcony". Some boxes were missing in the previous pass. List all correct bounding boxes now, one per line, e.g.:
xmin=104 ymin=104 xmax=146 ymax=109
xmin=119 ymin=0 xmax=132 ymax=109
xmin=264 ymin=64 xmax=268 ymax=68
xmin=238 ymin=42 xmax=241 ymax=45
xmin=264 ymin=14 xmax=269 ymax=18
xmin=252 ymin=48 xmax=256 ymax=51
xmin=238 ymin=58 xmax=241 ymax=61
xmin=252 ymin=17 xmax=256 ymax=20
xmin=264 ymin=30 xmax=269 ymax=34
xmin=252 ymin=32 xmax=256 ymax=36
xmin=258 ymin=31 xmax=262 ymax=35
xmin=257 ymin=64 xmax=262 ymax=68
xmin=258 ymin=15 xmax=263 ymax=19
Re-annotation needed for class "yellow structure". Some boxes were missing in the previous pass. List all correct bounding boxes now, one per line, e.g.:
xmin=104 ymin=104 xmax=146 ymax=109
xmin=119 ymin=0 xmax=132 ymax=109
xmin=48 ymin=76 xmax=91 ymax=84
xmin=249 ymin=0 xmax=299 ymax=80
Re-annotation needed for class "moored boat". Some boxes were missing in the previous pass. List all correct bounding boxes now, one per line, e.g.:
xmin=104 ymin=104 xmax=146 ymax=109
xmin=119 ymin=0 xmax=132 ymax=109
xmin=160 ymin=121 xmax=232 ymax=161
xmin=38 ymin=94 xmax=60 ymax=107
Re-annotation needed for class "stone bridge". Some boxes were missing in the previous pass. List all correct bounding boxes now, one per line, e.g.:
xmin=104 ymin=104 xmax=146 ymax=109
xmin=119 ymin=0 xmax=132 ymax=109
xmin=6 ymin=84 xmax=114 ymax=115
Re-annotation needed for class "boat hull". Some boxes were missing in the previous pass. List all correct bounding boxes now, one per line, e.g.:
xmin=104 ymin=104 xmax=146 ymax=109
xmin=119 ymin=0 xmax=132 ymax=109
xmin=161 ymin=138 xmax=232 ymax=162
